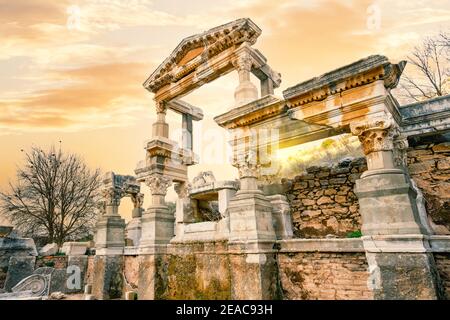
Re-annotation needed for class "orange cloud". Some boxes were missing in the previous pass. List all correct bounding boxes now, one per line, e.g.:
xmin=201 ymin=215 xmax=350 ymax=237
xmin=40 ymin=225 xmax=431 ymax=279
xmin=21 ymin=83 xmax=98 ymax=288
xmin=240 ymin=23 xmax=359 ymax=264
xmin=0 ymin=62 xmax=153 ymax=131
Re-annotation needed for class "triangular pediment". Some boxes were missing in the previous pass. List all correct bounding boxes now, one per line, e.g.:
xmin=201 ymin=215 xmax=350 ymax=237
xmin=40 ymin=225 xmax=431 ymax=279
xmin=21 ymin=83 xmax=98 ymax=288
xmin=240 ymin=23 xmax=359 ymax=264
xmin=144 ymin=18 xmax=261 ymax=92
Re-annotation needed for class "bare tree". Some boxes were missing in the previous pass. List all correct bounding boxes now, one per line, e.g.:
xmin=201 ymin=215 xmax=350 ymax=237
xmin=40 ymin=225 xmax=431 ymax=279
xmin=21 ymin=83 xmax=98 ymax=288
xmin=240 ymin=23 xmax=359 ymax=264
xmin=398 ymin=32 xmax=450 ymax=102
xmin=0 ymin=146 xmax=101 ymax=246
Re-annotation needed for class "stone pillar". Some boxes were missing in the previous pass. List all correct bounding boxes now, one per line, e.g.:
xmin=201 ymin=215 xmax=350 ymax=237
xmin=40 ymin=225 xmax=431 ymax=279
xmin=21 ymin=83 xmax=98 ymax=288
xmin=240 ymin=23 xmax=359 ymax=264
xmin=266 ymin=194 xmax=294 ymax=240
xmin=126 ymin=193 xmax=144 ymax=247
xmin=260 ymin=77 xmax=274 ymax=97
xmin=152 ymin=102 xmax=169 ymax=138
xmin=227 ymin=151 xmax=281 ymax=299
xmin=95 ymin=188 xmax=125 ymax=255
xmin=182 ymin=113 xmax=193 ymax=150
xmin=93 ymin=188 xmax=126 ymax=300
xmin=233 ymin=52 xmax=258 ymax=107
xmin=173 ymin=182 xmax=192 ymax=240
xmin=351 ymin=116 xmax=445 ymax=300
xmin=138 ymin=173 xmax=173 ymax=300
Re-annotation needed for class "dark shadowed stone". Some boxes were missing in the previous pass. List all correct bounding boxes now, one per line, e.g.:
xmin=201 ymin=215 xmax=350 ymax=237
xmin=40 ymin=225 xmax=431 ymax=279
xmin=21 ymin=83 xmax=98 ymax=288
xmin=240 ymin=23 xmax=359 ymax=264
xmin=370 ymin=253 xmax=445 ymax=300
xmin=337 ymin=157 xmax=354 ymax=167
xmin=92 ymin=255 xmax=124 ymax=300
xmin=4 ymin=256 xmax=36 ymax=291
xmin=49 ymin=269 xmax=67 ymax=293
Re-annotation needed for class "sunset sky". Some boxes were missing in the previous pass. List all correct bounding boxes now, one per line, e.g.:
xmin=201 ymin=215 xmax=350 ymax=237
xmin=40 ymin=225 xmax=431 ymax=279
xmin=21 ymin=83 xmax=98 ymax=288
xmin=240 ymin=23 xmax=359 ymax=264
xmin=1 ymin=0 xmax=449 ymax=221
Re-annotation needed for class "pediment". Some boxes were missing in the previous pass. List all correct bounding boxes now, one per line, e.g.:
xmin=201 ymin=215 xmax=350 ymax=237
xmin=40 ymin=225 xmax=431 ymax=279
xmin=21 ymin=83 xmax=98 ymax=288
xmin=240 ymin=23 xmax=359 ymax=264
xmin=144 ymin=18 xmax=261 ymax=93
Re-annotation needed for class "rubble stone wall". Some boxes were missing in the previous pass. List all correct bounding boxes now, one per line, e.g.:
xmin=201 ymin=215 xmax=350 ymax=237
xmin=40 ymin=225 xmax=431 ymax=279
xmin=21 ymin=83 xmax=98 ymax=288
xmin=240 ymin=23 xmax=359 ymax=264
xmin=278 ymin=252 xmax=373 ymax=300
xmin=283 ymin=158 xmax=367 ymax=238
xmin=407 ymin=142 xmax=450 ymax=233
xmin=434 ymin=253 xmax=450 ymax=299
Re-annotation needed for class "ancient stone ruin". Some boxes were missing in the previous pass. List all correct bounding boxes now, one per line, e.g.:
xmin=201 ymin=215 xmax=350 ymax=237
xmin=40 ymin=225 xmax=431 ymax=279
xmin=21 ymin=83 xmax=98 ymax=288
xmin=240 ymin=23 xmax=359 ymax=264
xmin=2 ymin=18 xmax=449 ymax=300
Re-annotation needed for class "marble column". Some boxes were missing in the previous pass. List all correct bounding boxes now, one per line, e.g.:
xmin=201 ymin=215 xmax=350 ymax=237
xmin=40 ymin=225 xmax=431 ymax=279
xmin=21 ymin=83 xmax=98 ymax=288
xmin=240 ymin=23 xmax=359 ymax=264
xmin=95 ymin=188 xmax=125 ymax=255
xmin=173 ymin=182 xmax=192 ymax=240
xmin=227 ymin=147 xmax=281 ymax=299
xmin=152 ymin=102 xmax=169 ymax=138
xmin=126 ymin=193 xmax=144 ymax=247
xmin=233 ymin=52 xmax=258 ymax=107
xmin=93 ymin=187 xmax=126 ymax=300
xmin=351 ymin=116 xmax=445 ymax=300
xmin=138 ymin=173 xmax=173 ymax=300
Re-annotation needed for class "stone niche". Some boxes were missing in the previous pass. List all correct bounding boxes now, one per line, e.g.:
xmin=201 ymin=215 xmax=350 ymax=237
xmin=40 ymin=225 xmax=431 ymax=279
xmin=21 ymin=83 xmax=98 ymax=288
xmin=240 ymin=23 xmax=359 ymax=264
xmin=283 ymin=158 xmax=367 ymax=238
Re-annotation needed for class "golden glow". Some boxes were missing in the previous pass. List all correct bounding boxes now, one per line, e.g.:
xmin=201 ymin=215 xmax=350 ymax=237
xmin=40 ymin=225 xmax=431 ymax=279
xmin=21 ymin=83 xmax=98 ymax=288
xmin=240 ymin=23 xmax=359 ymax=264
xmin=0 ymin=0 xmax=449 ymax=221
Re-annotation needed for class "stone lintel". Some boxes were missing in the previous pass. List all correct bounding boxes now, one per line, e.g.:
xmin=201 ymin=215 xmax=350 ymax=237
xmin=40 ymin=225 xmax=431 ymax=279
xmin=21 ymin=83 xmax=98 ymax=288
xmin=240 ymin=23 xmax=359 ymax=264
xmin=214 ymin=95 xmax=283 ymax=129
xmin=361 ymin=235 xmax=431 ymax=253
xmin=277 ymin=238 xmax=364 ymax=252
xmin=166 ymin=99 xmax=204 ymax=121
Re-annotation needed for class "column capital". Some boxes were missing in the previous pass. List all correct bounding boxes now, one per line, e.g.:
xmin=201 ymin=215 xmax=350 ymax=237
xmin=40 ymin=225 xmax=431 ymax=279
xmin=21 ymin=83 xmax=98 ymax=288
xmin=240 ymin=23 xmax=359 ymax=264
xmin=145 ymin=174 xmax=172 ymax=196
xmin=155 ymin=100 xmax=167 ymax=114
xmin=131 ymin=192 xmax=144 ymax=209
xmin=234 ymin=150 xmax=260 ymax=179
xmin=350 ymin=116 xmax=398 ymax=155
xmin=232 ymin=52 xmax=253 ymax=73
xmin=102 ymin=187 xmax=123 ymax=207
xmin=174 ymin=182 xmax=190 ymax=198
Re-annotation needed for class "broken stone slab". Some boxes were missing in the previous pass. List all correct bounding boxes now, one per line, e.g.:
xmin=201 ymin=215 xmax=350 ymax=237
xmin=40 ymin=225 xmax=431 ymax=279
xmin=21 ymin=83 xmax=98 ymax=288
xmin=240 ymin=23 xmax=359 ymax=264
xmin=60 ymin=242 xmax=88 ymax=256
xmin=39 ymin=243 xmax=58 ymax=256
xmin=0 ymin=236 xmax=38 ymax=269
xmin=3 ymin=256 xmax=36 ymax=291
xmin=0 ymin=290 xmax=40 ymax=300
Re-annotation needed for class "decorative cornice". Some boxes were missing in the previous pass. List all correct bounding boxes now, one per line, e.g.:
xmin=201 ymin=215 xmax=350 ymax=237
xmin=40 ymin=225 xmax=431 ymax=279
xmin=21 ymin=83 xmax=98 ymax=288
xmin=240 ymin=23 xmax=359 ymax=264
xmin=144 ymin=18 xmax=261 ymax=93
xmin=283 ymin=55 xmax=406 ymax=107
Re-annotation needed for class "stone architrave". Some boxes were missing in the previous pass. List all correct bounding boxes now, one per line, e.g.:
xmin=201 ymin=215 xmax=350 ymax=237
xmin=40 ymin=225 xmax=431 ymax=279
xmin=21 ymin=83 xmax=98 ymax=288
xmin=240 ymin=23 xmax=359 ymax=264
xmin=351 ymin=115 xmax=445 ymax=300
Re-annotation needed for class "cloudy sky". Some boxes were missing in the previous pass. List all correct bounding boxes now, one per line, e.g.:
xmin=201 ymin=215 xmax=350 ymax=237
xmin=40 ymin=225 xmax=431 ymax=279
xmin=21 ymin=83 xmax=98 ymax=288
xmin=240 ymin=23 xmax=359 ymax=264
xmin=1 ymin=0 xmax=449 ymax=219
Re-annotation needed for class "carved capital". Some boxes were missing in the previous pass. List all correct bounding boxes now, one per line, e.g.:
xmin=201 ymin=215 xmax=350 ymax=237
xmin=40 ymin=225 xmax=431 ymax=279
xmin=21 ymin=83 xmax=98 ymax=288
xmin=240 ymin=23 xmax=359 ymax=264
xmin=102 ymin=188 xmax=123 ymax=207
xmin=393 ymin=133 xmax=409 ymax=168
xmin=350 ymin=117 xmax=397 ymax=155
xmin=174 ymin=182 xmax=190 ymax=198
xmin=131 ymin=192 xmax=144 ymax=208
xmin=238 ymin=162 xmax=260 ymax=178
xmin=145 ymin=174 xmax=172 ymax=196
xmin=233 ymin=52 xmax=253 ymax=73
xmin=155 ymin=101 xmax=167 ymax=114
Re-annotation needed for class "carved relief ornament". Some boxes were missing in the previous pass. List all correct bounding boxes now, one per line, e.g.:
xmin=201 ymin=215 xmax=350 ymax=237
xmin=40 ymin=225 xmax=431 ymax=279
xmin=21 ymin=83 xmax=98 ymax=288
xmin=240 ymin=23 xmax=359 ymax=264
xmin=101 ymin=187 xmax=123 ymax=207
xmin=145 ymin=174 xmax=172 ymax=196
xmin=350 ymin=117 xmax=398 ymax=155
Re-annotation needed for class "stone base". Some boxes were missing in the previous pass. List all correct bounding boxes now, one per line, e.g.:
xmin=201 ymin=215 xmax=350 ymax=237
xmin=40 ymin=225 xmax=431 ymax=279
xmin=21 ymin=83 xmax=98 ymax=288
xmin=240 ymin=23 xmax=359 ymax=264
xmin=137 ymin=254 xmax=167 ymax=300
xmin=229 ymin=242 xmax=281 ymax=300
xmin=355 ymin=170 xmax=426 ymax=235
xmin=95 ymin=215 xmax=126 ymax=253
xmin=92 ymin=255 xmax=124 ymax=300
xmin=139 ymin=205 xmax=174 ymax=251
xmin=227 ymin=190 xmax=276 ymax=242
xmin=125 ymin=217 xmax=142 ymax=247
xmin=366 ymin=252 xmax=445 ymax=299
